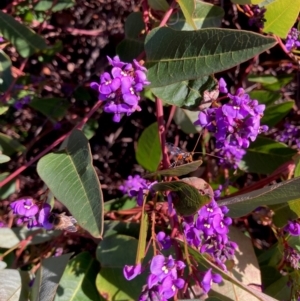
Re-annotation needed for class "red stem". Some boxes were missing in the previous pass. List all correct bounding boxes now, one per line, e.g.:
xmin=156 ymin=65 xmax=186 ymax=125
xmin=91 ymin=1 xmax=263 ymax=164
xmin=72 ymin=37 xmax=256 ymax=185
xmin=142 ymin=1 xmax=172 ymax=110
xmin=0 ymin=100 xmax=103 ymax=188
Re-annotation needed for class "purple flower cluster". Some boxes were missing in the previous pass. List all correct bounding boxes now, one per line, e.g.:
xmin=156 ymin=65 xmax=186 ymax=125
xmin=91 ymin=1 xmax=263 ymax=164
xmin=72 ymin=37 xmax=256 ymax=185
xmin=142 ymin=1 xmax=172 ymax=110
xmin=275 ymin=122 xmax=300 ymax=149
xmin=284 ymin=246 xmax=300 ymax=269
xmin=285 ymin=220 xmax=300 ymax=236
xmin=248 ymin=5 xmax=266 ymax=28
xmin=90 ymin=56 xmax=150 ymax=122
xmin=14 ymin=95 xmax=31 ymax=110
xmin=124 ymin=255 xmax=185 ymax=301
xmin=285 ymin=28 xmax=300 ymax=52
xmin=10 ymin=199 xmax=53 ymax=230
xmin=183 ymin=199 xmax=237 ymax=275
xmin=119 ymin=175 xmax=156 ymax=206
xmin=195 ymin=78 xmax=268 ymax=168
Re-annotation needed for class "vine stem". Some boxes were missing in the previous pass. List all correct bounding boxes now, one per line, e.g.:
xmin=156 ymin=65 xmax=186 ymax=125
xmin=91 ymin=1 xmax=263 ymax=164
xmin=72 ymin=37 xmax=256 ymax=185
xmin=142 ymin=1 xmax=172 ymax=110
xmin=154 ymin=1 xmax=177 ymax=169
xmin=0 ymin=100 xmax=103 ymax=188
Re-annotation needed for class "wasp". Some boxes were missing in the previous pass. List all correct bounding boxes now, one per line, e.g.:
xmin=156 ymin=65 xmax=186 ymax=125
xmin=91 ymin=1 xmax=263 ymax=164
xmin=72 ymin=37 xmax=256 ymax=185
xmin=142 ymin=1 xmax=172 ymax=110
xmin=48 ymin=212 xmax=77 ymax=232
xmin=166 ymin=143 xmax=194 ymax=167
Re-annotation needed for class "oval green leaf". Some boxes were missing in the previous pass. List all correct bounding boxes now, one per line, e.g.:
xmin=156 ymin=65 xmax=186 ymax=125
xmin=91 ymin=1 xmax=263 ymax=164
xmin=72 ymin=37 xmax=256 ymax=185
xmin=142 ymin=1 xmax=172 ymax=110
xmin=96 ymin=234 xmax=150 ymax=301
xmin=174 ymin=108 xmax=200 ymax=134
xmin=37 ymin=129 xmax=104 ymax=238
xmin=0 ymin=227 xmax=60 ymax=249
xmin=261 ymin=100 xmax=294 ymax=127
xmin=31 ymin=253 xmax=72 ymax=301
xmin=262 ymin=0 xmax=300 ymax=38
xmin=219 ymin=177 xmax=300 ymax=218
xmin=150 ymin=75 xmax=218 ymax=109
xmin=145 ymin=27 xmax=277 ymax=87
xmin=145 ymin=160 xmax=203 ymax=178
xmin=168 ymin=0 xmax=224 ymax=30
xmin=54 ymin=252 xmax=100 ymax=301
xmin=136 ymin=122 xmax=161 ymax=172
xmin=177 ymin=0 xmax=197 ymax=30
xmin=117 ymin=12 xmax=145 ymax=62
xmin=0 ymin=269 xmax=21 ymax=300
xmin=0 ymin=11 xmax=47 ymax=58
xmin=0 ymin=132 xmax=26 ymax=156
xmin=0 ymin=50 xmax=13 ymax=93
xmin=34 ymin=0 xmax=75 ymax=12
xmin=239 ymin=136 xmax=297 ymax=174
xmin=152 ymin=178 xmax=212 ymax=216
xmin=29 ymin=97 xmax=70 ymax=120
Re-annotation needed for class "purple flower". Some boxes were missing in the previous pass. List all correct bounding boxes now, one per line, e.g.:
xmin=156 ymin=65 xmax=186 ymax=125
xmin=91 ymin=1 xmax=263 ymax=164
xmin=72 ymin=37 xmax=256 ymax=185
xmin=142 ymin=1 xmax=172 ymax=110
xmin=10 ymin=198 xmax=39 ymax=217
xmin=194 ymin=80 xmax=267 ymax=168
xmin=201 ymin=268 xmax=222 ymax=293
xmin=161 ymin=276 xmax=185 ymax=299
xmin=285 ymin=221 xmax=300 ymax=236
xmin=13 ymin=95 xmax=31 ymax=110
xmin=119 ymin=176 xmax=156 ymax=206
xmin=218 ymin=78 xmax=228 ymax=94
xmin=90 ymin=56 xmax=150 ymax=122
xmin=157 ymin=231 xmax=172 ymax=250
xmin=248 ymin=5 xmax=266 ymax=28
xmin=123 ymin=263 xmax=142 ymax=280
xmin=38 ymin=203 xmax=53 ymax=230
xmin=119 ymin=175 xmax=147 ymax=194
xmin=285 ymin=28 xmax=300 ymax=51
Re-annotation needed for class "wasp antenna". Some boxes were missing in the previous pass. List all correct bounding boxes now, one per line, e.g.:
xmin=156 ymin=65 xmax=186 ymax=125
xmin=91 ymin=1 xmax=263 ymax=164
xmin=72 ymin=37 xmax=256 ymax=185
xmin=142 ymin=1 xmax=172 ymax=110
xmin=192 ymin=133 xmax=203 ymax=154
xmin=193 ymin=151 xmax=224 ymax=160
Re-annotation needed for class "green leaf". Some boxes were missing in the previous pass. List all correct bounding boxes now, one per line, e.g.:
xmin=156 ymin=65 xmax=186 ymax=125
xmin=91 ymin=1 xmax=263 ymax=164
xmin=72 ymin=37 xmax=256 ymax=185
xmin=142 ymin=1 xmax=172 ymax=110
xmin=37 ymin=129 xmax=104 ymax=238
xmin=239 ymin=136 xmax=297 ymax=174
xmin=270 ymin=198 xmax=300 ymax=227
xmin=0 ymin=172 xmax=16 ymax=200
xmin=0 ymin=104 xmax=9 ymax=115
xmin=0 ymin=227 xmax=61 ymax=248
xmin=0 ymin=154 xmax=10 ymax=164
xmin=152 ymin=177 xmax=212 ymax=216
xmin=261 ymin=100 xmax=294 ymax=126
xmin=145 ymin=160 xmax=203 ymax=178
xmin=117 ymin=12 xmax=145 ymax=62
xmin=173 ymin=108 xmax=200 ymax=134
xmin=148 ymin=0 xmax=169 ymax=11
xmin=136 ymin=212 xmax=148 ymax=264
xmin=264 ymin=275 xmax=291 ymax=300
xmin=30 ymin=253 xmax=72 ymax=301
xmin=177 ymin=0 xmax=197 ymax=30
xmin=145 ymin=27 xmax=276 ymax=88
xmin=96 ymin=234 xmax=150 ymax=301
xmin=104 ymin=196 xmax=136 ymax=212
xmin=230 ymin=0 xmax=264 ymax=4
xmin=150 ymin=75 xmax=218 ymax=109
xmin=262 ymin=0 xmax=300 ymax=38
xmin=34 ymin=0 xmax=75 ymax=12
xmin=294 ymin=154 xmax=300 ymax=178
xmin=249 ymin=90 xmax=280 ymax=106
xmin=0 ymin=133 xmax=26 ymax=156
xmin=0 ymin=269 xmax=22 ymax=300
xmin=29 ymin=97 xmax=70 ymax=120
xmin=0 ymin=50 xmax=13 ymax=93
xmin=219 ymin=177 xmax=300 ymax=218
xmin=168 ymin=0 xmax=224 ymax=30
xmin=0 ymin=11 xmax=47 ymax=58
xmin=136 ymin=122 xmax=161 ymax=172
xmin=54 ymin=252 xmax=101 ymax=301
xmin=103 ymin=221 xmax=141 ymax=239
xmin=248 ymin=74 xmax=294 ymax=90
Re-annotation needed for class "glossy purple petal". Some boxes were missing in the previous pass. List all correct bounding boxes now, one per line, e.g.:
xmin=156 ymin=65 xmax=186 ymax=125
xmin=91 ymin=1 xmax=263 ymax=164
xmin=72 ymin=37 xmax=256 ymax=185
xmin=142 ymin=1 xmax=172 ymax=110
xmin=123 ymin=263 xmax=142 ymax=280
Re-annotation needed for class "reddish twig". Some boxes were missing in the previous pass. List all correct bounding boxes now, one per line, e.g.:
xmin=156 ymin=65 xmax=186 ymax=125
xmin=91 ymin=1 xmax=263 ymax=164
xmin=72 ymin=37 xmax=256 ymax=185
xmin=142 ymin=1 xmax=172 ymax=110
xmin=0 ymin=100 xmax=103 ymax=188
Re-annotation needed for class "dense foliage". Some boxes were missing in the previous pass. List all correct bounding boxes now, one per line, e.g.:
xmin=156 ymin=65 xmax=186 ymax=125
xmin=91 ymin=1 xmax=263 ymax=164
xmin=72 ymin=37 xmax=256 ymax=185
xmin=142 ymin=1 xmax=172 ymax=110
xmin=0 ymin=0 xmax=300 ymax=300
